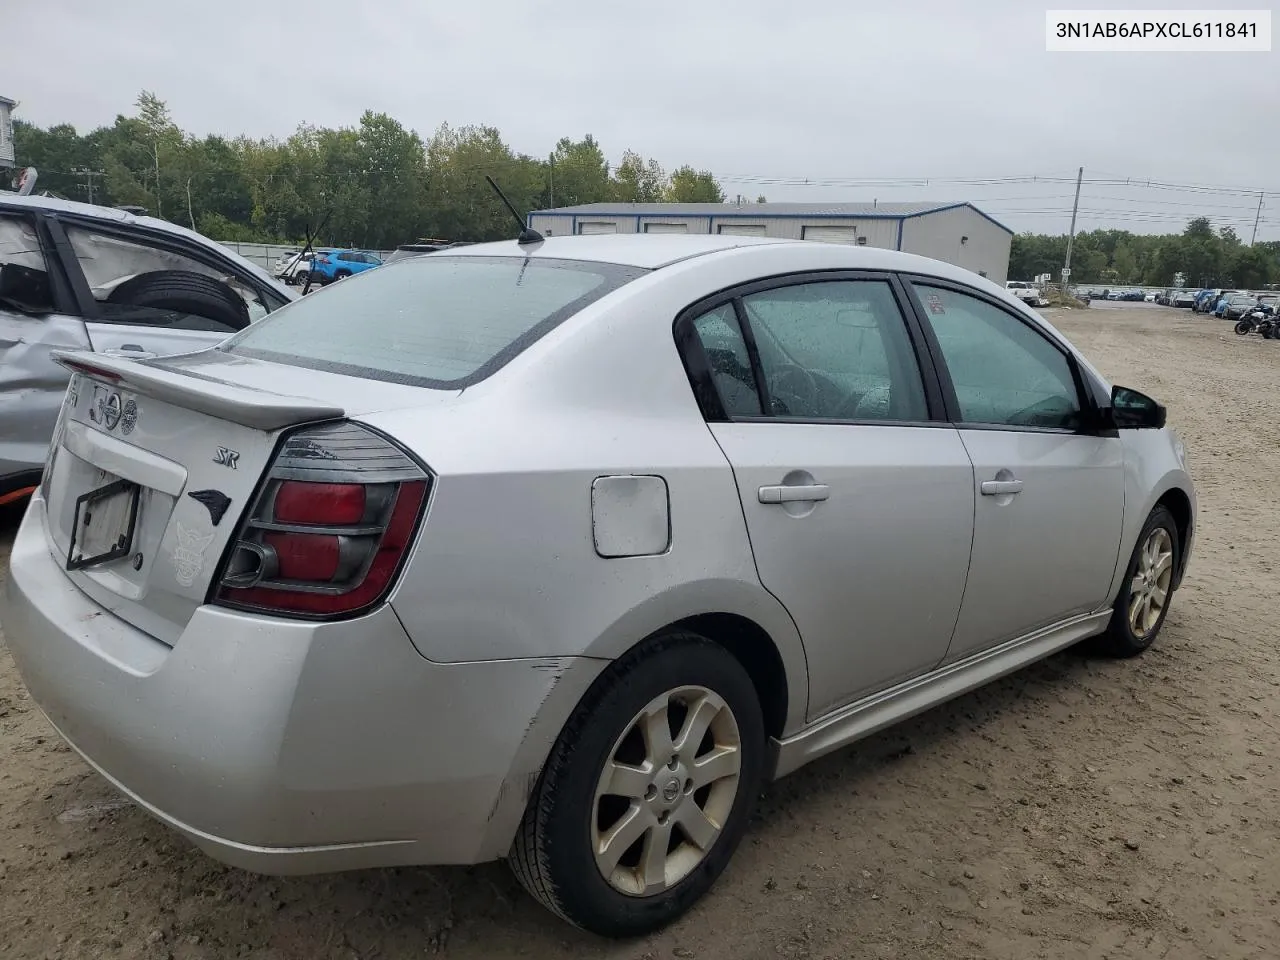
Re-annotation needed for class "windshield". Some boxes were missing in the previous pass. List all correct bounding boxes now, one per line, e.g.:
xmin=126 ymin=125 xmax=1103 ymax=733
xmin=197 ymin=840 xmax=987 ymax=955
xmin=222 ymin=255 xmax=648 ymax=387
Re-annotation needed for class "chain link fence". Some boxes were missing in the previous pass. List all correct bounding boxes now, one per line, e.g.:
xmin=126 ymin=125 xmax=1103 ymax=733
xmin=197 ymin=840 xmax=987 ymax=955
xmin=216 ymin=241 xmax=395 ymax=273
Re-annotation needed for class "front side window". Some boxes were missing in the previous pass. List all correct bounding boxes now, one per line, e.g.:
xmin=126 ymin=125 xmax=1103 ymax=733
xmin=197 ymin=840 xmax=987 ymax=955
xmin=65 ymin=224 xmax=277 ymax=332
xmin=739 ymin=280 xmax=928 ymax=421
xmin=911 ymin=283 xmax=1082 ymax=430
xmin=224 ymin=256 xmax=647 ymax=388
xmin=0 ymin=214 xmax=55 ymax=313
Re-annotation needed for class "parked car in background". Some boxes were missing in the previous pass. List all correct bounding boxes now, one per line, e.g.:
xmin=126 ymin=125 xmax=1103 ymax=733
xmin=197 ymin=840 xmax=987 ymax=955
xmin=273 ymin=250 xmax=315 ymax=285
xmin=1004 ymin=280 xmax=1048 ymax=308
xmin=1221 ymin=294 xmax=1259 ymax=320
xmin=0 ymin=193 xmax=294 ymax=504
xmin=271 ymin=250 xmax=299 ymax=276
xmin=384 ymin=241 xmax=472 ymax=265
xmin=1144 ymin=292 xmax=1157 ymax=302
xmin=3 ymin=234 xmax=1195 ymax=937
xmin=308 ymin=248 xmax=383 ymax=284
xmin=1192 ymin=289 xmax=1218 ymax=313
xmin=1172 ymin=291 xmax=1198 ymax=308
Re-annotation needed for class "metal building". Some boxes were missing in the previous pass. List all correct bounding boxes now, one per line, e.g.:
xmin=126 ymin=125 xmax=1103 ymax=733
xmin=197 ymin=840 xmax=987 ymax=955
xmin=527 ymin=201 xmax=1013 ymax=283
xmin=0 ymin=96 xmax=16 ymax=169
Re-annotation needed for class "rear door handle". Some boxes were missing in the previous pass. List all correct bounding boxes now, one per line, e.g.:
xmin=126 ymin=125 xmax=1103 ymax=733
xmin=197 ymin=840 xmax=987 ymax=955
xmin=759 ymin=483 xmax=831 ymax=504
xmin=980 ymin=479 xmax=1024 ymax=496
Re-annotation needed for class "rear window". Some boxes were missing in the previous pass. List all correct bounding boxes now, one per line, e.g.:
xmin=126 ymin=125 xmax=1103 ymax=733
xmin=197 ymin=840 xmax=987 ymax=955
xmin=221 ymin=256 xmax=647 ymax=387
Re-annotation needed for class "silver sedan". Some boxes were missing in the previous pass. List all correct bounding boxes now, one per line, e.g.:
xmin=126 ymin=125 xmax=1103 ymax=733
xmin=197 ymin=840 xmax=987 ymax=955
xmin=2 ymin=234 xmax=1195 ymax=937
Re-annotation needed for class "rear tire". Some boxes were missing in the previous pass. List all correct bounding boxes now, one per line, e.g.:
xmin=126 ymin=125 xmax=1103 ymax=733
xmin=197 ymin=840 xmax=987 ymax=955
xmin=1235 ymin=320 xmax=1252 ymax=336
xmin=509 ymin=631 xmax=765 ymax=938
xmin=1089 ymin=506 xmax=1179 ymax=658
xmin=334 ymin=269 xmax=352 ymax=280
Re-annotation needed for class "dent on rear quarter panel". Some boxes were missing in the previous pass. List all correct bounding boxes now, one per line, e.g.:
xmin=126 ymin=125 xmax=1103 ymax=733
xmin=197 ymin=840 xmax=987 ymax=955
xmin=0 ymin=311 xmax=89 ymax=483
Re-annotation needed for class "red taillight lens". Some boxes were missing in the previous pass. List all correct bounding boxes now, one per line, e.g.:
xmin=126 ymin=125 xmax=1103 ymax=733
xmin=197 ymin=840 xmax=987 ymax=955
xmin=274 ymin=481 xmax=365 ymax=525
xmin=214 ymin=423 xmax=430 ymax=619
xmin=262 ymin=531 xmax=341 ymax=581
xmin=316 ymin=255 xmax=330 ymax=264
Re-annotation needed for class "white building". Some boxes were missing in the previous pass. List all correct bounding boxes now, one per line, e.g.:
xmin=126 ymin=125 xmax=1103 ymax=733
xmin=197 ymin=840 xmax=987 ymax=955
xmin=0 ymin=96 xmax=16 ymax=169
xmin=527 ymin=201 xmax=1013 ymax=284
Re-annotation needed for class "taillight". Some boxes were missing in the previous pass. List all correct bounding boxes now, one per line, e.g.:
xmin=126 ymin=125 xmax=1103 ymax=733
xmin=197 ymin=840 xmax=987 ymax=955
xmin=213 ymin=422 xmax=430 ymax=618
xmin=41 ymin=376 xmax=79 ymax=498
xmin=316 ymin=255 xmax=330 ymax=264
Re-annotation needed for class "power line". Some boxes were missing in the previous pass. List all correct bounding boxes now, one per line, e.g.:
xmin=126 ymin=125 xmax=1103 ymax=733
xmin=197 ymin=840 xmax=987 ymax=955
xmin=70 ymin=167 xmax=104 ymax=204
xmin=713 ymin=172 xmax=1280 ymax=198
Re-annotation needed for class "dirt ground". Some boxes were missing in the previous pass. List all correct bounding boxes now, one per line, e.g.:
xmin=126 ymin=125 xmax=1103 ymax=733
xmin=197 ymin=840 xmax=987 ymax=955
xmin=2 ymin=303 xmax=1278 ymax=960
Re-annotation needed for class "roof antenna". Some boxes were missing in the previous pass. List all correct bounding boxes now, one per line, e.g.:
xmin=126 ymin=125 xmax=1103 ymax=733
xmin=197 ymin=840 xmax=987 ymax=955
xmin=485 ymin=175 xmax=544 ymax=244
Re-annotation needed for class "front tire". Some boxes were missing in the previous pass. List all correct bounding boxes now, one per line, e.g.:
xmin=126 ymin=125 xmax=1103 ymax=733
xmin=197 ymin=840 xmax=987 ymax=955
xmin=1091 ymin=506 xmax=1179 ymax=658
xmin=1235 ymin=320 xmax=1252 ymax=336
xmin=509 ymin=631 xmax=765 ymax=937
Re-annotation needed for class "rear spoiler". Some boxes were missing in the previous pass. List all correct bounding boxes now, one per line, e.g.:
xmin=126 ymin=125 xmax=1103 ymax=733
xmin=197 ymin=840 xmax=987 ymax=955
xmin=52 ymin=351 xmax=346 ymax=431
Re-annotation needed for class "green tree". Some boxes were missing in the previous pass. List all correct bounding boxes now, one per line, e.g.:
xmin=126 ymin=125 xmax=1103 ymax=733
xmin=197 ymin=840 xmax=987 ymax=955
xmin=665 ymin=165 xmax=724 ymax=203
xmin=1229 ymin=246 xmax=1274 ymax=289
xmin=549 ymin=135 xmax=611 ymax=207
xmin=357 ymin=111 xmax=429 ymax=248
xmin=610 ymin=150 xmax=665 ymax=202
xmin=132 ymin=90 xmax=184 ymax=218
xmin=1111 ymin=242 xmax=1138 ymax=283
xmin=425 ymin=124 xmax=546 ymax=242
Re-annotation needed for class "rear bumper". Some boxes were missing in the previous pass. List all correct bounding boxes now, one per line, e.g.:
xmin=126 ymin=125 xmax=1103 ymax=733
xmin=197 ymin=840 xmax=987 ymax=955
xmin=2 ymin=496 xmax=604 ymax=872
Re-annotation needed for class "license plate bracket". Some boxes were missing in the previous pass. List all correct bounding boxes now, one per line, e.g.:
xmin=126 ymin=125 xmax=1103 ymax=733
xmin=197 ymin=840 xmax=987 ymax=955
xmin=66 ymin=477 xmax=141 ymax=571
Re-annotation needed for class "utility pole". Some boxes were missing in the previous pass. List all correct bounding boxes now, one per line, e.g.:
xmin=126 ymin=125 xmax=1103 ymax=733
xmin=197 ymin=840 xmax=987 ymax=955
xmin=1062 ymin=166 xmax=1083 ymax=293
xmin=71 ymin=167 xmax=104 ymax=204
xmin=1250 ymin=190 xmax=1263 ymax=245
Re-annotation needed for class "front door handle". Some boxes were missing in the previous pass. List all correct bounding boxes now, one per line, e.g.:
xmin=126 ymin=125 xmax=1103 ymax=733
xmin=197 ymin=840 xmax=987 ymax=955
xmin=759 ymin=483 xmax=831 ymax=504
xmin=980 ymin=479 xmax=1024 ymax=496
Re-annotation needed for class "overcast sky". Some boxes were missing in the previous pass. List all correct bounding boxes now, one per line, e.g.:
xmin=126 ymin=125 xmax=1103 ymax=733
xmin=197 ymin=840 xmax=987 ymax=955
xmin=6 ymin=0 xmax=1277 ymax=238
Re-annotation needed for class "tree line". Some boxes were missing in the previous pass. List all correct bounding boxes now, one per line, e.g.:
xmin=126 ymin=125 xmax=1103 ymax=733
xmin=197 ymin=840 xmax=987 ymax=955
xmin=12 ymin=92 xmax=729 ymax=249
xmin=1011 ymin=219 xmax=1279 ymax=289
xmin=12 ymin=92 xmax=1279 ymax=286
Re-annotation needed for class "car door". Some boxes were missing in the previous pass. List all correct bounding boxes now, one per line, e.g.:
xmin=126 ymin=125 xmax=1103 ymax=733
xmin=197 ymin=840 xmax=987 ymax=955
xmin=0 ymin=208 xmax=93 ymax=496
xmin=55 ymin=219 xmax=279 ymax=360
xmin=679 ymin=274 xmax=976 ymax=719
xmin=904 ymin=279 xmax=1125 ymax=663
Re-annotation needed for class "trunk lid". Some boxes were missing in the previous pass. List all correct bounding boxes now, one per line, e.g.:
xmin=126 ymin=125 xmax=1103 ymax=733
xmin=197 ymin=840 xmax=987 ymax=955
xmin=40 ymin=349 xmax=439 ymax=645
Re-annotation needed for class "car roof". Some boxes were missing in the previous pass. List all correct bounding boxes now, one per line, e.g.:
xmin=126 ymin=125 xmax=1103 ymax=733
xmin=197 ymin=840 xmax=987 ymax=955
xmin=437 ymin=234 xmax=787 ymax=269
xmin=432 ymin=234 xmax=997 ymax=286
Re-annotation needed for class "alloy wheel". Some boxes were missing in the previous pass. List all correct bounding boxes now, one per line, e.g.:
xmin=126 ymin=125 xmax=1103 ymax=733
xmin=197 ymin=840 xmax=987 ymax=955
xmin=1129 ymin=527 xmax=1174 ymax=638
xmin=592 ymin=686 xmax=742 ymax=897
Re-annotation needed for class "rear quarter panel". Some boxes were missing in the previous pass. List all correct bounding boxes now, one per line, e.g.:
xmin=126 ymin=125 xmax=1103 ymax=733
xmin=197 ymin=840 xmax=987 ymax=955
xmin=367 ymin=254 xmax=845 ymax=736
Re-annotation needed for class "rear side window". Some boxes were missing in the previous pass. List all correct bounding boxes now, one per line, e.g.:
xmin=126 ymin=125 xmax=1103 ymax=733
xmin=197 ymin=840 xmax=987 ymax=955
xmin=223 ymin=256 xmax=647 ymax=387
xmin=691 ymin=304 xmax=762 ymax=416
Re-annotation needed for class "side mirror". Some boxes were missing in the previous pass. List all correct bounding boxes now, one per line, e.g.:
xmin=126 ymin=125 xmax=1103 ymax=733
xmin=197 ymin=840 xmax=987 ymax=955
xmin=1110 ymin=385 xmax=1166 ymax=430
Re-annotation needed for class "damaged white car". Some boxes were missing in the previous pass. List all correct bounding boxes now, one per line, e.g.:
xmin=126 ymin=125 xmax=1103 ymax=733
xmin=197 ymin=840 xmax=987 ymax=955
xmin=0 ymin=193 xmax=294 ymax=504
